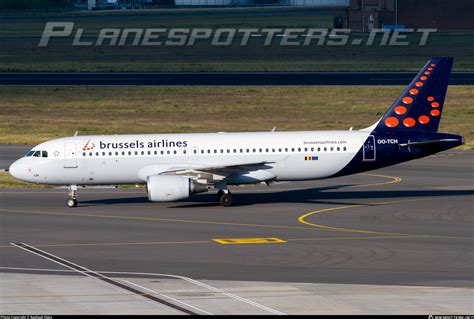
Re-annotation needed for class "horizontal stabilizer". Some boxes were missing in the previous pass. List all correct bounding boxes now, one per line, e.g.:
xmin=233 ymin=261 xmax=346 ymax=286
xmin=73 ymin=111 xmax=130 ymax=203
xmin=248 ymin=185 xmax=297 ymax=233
xmin=399 ymin=139 xmax=462 ymax=148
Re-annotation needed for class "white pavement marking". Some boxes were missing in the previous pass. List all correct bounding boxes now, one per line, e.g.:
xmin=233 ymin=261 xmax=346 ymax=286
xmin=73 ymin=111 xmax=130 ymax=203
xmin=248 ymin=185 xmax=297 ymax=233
xmin=119 ymin=279 xmax=213 ymax=315
xmin=0 ymin=266 xmax=287 ymax=315
xmin=8 ymin=244 xmax=204 ymax=315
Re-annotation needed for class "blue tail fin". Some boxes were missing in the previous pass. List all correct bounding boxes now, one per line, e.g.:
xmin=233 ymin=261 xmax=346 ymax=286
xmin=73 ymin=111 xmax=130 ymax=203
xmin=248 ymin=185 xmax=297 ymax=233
xmin=373 ymin=57 xmax=453 ymax=132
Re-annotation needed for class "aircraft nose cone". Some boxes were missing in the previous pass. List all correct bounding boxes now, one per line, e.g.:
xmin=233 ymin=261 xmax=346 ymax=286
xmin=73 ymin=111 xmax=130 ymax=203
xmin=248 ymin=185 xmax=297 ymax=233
xmin=9 ymin=159 xmax=26 ymax=181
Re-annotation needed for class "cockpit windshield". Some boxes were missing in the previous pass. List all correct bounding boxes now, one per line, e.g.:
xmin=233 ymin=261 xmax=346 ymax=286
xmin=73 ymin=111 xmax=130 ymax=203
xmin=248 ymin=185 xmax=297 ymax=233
xmin=26 ymin=150 xmax=48 ymax=158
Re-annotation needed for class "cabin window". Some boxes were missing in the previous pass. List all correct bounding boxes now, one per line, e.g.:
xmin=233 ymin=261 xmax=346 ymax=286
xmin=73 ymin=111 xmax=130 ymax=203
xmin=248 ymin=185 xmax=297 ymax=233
xmin=220 ymin=149 xmax=224 ymax=153
xmin=227 ymin=149 xmax=230 ymax=153
xmin=330 ymin=147 xmax=334 ymax=151
xmin=311 ymin=147 xmax=314 ymax=152
xmin=82 ymin=153 xmax=86 ymax=157
xmin=344 ymin=147 xmax=347 ymax=151
xmin=173 ymin=150 xmax=177 ymax=155
xmin=122 ymin=151 xmax=125 ymax=156
xmin=298 ymin=148 xmax=301 ymax=152
xmin=161 ymin=150 xmax=164 ymax=155
xmin=337 ymin=147 xmax=340 ymax=151
xmin=167 ymin=150 xmax=170 ymax=155
xmin=183 ymin=150 xmax=187 ymax=155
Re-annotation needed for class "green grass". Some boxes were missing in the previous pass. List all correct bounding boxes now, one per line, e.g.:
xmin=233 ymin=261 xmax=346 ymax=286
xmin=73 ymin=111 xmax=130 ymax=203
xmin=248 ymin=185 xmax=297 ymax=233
xmin=1 ymin=8 xmax=473 ymax=72
xmin=0 ymin=171 xmax=52 ymax=188
xmin=0 ymin=86 xmax=472 ymax=148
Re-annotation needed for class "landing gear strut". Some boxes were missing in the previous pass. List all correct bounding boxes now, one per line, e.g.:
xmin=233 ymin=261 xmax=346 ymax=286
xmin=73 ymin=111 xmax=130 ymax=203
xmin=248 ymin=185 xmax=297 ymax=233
xmin=67 ymin=185 xmax=78 ymax=208
xmin=217 ymin=189 xmax=233 ymax=207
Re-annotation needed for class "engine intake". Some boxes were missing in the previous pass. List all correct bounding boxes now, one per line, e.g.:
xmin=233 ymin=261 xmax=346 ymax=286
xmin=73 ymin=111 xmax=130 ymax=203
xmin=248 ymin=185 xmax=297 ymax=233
xmin=147 ymin=175 xmax=208 ymax=202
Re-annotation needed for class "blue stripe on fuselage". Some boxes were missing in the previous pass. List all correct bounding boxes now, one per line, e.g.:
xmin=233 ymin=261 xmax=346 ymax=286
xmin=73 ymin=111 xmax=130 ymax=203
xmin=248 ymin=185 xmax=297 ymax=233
xmin=332 ymin=131 xmax=463 ymax=178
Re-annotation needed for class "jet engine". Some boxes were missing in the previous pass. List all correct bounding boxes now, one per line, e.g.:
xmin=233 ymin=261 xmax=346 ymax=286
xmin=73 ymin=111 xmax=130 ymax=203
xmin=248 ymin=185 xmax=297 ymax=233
xmin=146 ymin=175 xmax=208 ymax=202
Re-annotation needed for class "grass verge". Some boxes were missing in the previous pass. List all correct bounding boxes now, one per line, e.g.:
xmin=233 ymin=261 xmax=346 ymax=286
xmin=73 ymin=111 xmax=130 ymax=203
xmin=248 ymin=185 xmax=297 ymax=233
xmin=0 ymin=85 xmax=472 ymax=148
xmin=0 ymin=170 xmax=51 ymax=188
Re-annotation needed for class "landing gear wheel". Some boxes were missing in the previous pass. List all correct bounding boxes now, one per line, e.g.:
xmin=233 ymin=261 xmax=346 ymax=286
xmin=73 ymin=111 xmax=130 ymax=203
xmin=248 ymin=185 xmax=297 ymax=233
xmin=67 ymin=198 xmax=78 ymax=208
xmin=217 ymin=189 xmax=224 ymax=200
xmin=219 ymin=193 xmax=233 ymax=207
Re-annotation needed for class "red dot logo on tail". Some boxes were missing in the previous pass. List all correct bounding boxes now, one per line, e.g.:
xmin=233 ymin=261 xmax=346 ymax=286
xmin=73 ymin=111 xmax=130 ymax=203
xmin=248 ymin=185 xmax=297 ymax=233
xmin=418 ymin=116 xmax=430 ymax=124
xmin=385 ymin=117 xmax=399 ymax=128
xmin=403 ymin=118 xmax=416 ymax=127
xmin=402 ymin=96 xmax=413 ymax=104
xmin=394 ymin=106 xmax=407 ymax=115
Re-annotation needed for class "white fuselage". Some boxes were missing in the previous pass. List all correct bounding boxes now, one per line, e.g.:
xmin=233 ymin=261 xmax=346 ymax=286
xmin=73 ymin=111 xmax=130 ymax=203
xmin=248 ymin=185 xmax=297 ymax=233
xmin=10 ymin=130 xmax=371 ymax=186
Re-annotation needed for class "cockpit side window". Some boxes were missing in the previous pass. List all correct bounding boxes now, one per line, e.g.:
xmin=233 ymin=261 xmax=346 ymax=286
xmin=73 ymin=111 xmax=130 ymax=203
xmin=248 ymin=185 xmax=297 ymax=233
xmin=42 ymin=151 xmax=48 ymax=158
xmin=32 ymin=151 xmax=41 ymax=157
xmin=26 ymin=150 xmax=34 ymax=157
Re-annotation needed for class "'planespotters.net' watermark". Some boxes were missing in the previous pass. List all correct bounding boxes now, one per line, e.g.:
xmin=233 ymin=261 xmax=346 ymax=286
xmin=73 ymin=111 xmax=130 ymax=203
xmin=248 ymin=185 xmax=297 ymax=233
xmin=38 ymin=22 xmax=437 ymax=47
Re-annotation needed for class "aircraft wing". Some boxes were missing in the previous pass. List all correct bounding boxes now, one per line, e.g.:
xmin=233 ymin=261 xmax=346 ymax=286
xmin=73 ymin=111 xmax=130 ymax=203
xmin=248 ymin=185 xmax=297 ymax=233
xmin=138 ymin=158 xmax=283 ymax=183
xmin=161 ymin=160 xmax=276 ymax=177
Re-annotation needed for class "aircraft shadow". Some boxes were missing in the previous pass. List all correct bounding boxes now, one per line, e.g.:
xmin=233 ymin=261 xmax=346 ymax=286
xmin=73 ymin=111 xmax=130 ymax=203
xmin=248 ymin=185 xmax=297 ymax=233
xmin=80 ymin=184 xmax=474 ymax=208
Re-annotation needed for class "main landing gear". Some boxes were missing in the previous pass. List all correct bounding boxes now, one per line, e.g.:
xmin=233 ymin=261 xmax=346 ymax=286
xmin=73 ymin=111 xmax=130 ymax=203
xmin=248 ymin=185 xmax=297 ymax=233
xmin=67 ymin=185 xmax=78 ymax=208
xmin=217 ymin=189 xmax=233 ymax=207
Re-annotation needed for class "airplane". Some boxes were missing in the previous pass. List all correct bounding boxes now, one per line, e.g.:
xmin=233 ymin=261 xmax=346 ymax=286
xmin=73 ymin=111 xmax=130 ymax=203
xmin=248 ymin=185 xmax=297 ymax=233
xmin=9 ymin=57 xmax=464 ymax=207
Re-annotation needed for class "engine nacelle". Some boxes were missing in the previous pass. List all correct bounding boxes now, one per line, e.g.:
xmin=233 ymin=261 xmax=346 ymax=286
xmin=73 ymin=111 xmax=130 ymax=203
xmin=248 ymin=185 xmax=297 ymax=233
xmin=147 ymin=175 xmax=208 ymax=202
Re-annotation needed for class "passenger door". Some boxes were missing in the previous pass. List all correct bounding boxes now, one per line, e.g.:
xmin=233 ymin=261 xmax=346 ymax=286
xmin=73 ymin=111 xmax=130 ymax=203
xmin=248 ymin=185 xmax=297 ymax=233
xmin=64 ymin=142 xmax=78 ymax=168
xmin=363 ymin=135 xmax=376 ymax=161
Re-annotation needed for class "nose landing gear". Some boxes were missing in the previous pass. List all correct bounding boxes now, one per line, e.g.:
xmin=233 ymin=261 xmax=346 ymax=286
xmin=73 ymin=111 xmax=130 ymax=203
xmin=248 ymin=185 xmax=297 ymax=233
xmin=67 ymin=185 xmax=78 ymax=207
